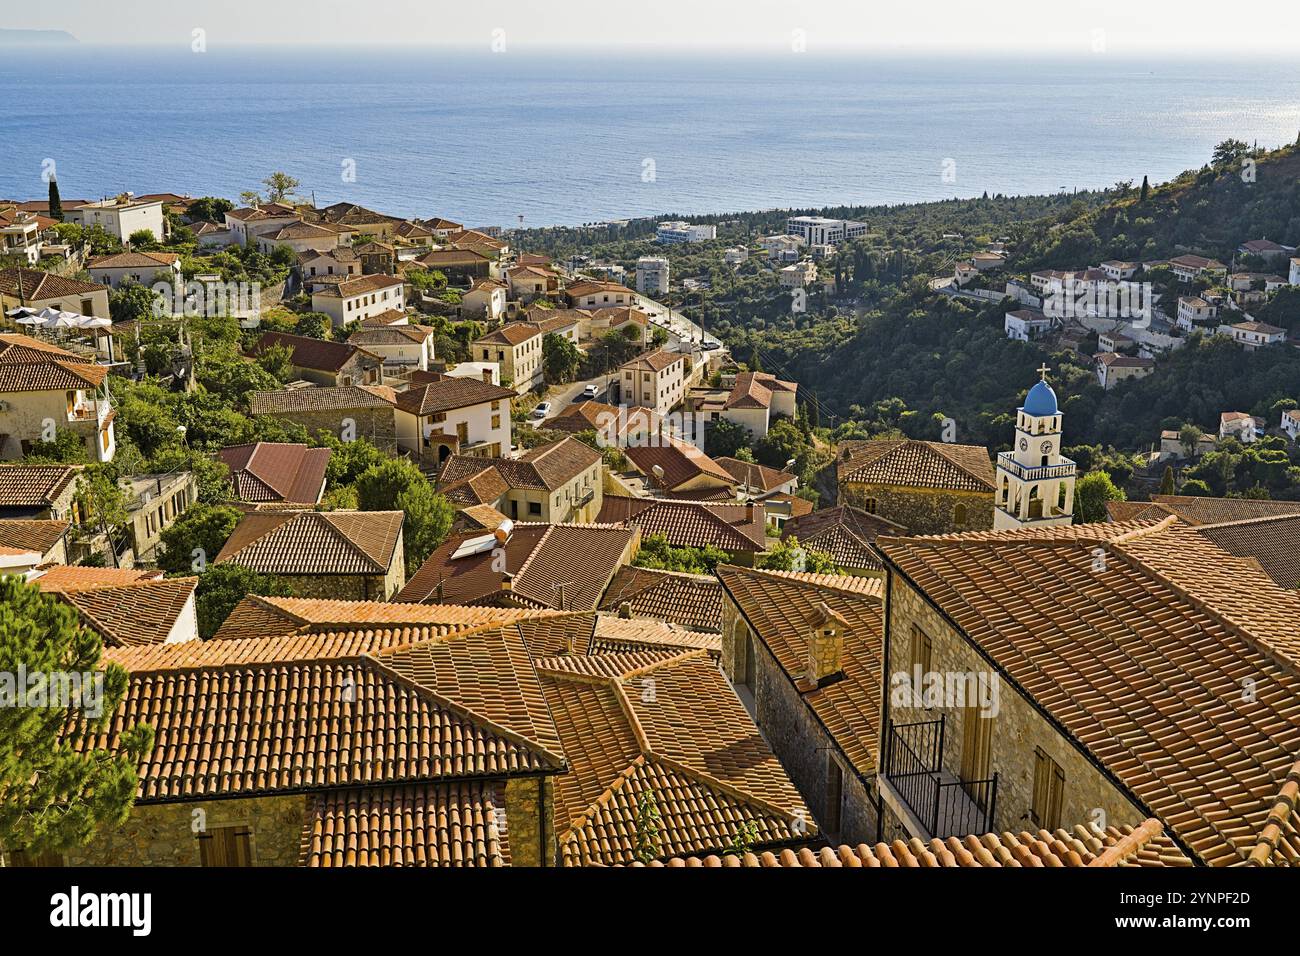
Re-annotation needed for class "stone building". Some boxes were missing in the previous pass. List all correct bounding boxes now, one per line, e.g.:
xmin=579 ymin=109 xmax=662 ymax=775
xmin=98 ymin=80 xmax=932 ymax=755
xmin=215 ymin=509 xmax=407 ymax=600
xmin=875 ymin=520 xmax=1300 ymax=865
xmin=717 ymin=565 xmax=885 ymax=846
xmin=248 ymin=384 xmax=398 ymax=453
xmin=837 ymin=438 xmax=995 ymax=534
xmin=248 ymin=331 xmax=385 ymax=387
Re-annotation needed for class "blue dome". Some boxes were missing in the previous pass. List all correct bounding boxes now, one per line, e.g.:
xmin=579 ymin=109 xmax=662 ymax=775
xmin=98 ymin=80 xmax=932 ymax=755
xmin=1022 ymin=380 xmax=1058 ymax=417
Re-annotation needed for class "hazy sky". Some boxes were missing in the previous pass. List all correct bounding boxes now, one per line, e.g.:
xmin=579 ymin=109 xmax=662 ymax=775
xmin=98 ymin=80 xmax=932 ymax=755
xmin=11 ymin=0 xmax=1300 ymax=55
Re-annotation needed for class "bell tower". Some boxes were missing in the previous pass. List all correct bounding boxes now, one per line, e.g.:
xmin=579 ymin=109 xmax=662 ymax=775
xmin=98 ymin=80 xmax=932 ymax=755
xmin=994 ymin=365 xmax=1077 ymax=529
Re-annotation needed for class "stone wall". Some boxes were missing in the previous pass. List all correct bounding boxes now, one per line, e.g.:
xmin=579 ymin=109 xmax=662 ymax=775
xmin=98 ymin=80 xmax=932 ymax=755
xmin=280 ymin=570 xmax=400 ymax=601
xmin=62 ymin=794 xmax=307 ymax=866
xmin=885 ymin=575 xmax=1147 ymax=837
xmin=506 ymin=775 xmax=555 ymax=867
xmin=840 ymin=483 xmax=993 ymax=535
xmin=721 ymin=594 xmax=878 ymax=845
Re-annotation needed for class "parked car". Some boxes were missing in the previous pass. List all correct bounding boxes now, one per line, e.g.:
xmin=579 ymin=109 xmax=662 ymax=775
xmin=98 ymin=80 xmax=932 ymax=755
xmin=531 ymin=401 xmax=552 ymax=419
xmin=581 ymin=384 xmax=600 ymax=399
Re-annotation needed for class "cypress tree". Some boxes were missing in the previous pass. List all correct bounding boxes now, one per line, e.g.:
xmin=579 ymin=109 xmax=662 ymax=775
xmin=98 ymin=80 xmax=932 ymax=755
xmin=1139 ymin=175 xmax=1150 ymax=202
xmin=48 ymin=176 xmax=63 ymax=221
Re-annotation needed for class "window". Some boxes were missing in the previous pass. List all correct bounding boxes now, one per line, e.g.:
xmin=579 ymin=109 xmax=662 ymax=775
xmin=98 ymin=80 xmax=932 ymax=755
xmin=1030 ymin=748 xmax=1065 ymax=830
xmin=825 ymin=756 xmax=844 ymax=833
xmin=909 ymin=625 xmax=932 ymax=678
xmin=197 ymin=825 xmax=253 ymax=866
xmin=528 ymin=501 xmax=541 ymax=516
xmin=863 ymin=497 xmax=878 ymax=514
xmin=953 ymin=503 xmax=968 ymax=527
xmin=960 ymin=704 xmax=994 ymax=807
xmin=491 ymin=414 xmax=501 ymax=429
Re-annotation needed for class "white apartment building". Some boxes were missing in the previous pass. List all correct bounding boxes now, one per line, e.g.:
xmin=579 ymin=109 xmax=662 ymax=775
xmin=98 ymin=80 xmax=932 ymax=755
xmin=65 ymin=196 xmax=166 ymax=244
xmin=778 ymin=260 xmax=817 ymax=288
xmin=87 ymin=251 xmax=182 ymax=289
xmin=655 ymin=221 xmax=716 ymax=244
xmin=619 ymin=349 xmax=687 ymax=416
xmin=393 ymin=376 xmax=517 ymax=465
xmin=724 ymin=247 xmax=749 ymax=266
xmin=310 ymin=274 xmax=406 ymax=328
xmin=1289 ymin=257 xmax=1300 ymax=286
xmin=785 ymin=216 xmax=869 ymax=246
xmin=636 ymin=256 xmax=670 ymax=295
xmin=1176 ymin=296 xmax=1216 ymax=331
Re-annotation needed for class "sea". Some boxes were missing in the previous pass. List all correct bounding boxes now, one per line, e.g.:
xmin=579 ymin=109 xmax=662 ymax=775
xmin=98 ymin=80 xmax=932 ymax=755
xmin=2 ymin=45 xmax=1299 ymax=227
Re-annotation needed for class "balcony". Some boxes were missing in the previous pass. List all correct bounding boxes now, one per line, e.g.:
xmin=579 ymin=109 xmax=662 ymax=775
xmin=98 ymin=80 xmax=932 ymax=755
xmin=996 ymin=451 xmax=1076 ymax=482
xmin=67 ymin=399 xmax=112 ymax=425
xmin=882 ymin=718 xmax=998 ymax=839
xmin=574 ymin=486 xmax=595 ymax=508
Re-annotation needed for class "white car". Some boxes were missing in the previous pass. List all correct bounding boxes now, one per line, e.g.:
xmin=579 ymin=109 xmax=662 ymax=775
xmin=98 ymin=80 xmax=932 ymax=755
xmin=531 ymin=401 xmax=552 ymax=419
xmin=581 ymin=384 xmax=600 ymax=399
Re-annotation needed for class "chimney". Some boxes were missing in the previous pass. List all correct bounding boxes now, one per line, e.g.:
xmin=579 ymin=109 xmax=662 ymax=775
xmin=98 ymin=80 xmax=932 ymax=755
xmin=618 ymin=601 xmax=633 ymax=619
xmin=745 ymin=504 xmax=755 ymax=523
xmin=500 ymin=573 xmax=513 ymax=592
xmin=803 ymin=602 xmax=848 ymax=687
xmin=482 ymin=368 xmax=493 ymax=384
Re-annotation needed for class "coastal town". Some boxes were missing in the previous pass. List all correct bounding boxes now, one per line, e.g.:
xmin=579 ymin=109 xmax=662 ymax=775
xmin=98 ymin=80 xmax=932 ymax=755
xmin=1 ymin=153 xmax=1297 ymax=881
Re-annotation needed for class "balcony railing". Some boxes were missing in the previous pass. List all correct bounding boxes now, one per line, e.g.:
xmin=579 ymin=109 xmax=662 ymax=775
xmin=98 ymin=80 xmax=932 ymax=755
xmin=996 ymin=451 xmax=1076 ymax=482
xmin=883 ymin=717 xmax=999 ymax=839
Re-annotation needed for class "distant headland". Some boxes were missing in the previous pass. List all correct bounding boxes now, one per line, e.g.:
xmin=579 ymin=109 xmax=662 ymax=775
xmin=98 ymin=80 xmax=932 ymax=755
xmin=0 ymin=28 xmax=79 ymax=46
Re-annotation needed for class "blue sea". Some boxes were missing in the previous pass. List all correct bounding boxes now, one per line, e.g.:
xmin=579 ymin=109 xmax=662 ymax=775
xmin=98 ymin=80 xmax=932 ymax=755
xmin=2 ymin=46 xmax=1299 ymax=227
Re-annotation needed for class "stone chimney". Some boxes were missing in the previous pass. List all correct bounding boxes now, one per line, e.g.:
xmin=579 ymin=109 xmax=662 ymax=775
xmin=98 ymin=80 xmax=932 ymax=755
xmin=500 ymin=573 xmax=513 ymax=592
xmin=802 ymin=602 xmax=849 ymax=688
xmin=618 ymin=601 xmax=633 ymax=619
xmin=482 ymin=368 xmax=494 ymax=384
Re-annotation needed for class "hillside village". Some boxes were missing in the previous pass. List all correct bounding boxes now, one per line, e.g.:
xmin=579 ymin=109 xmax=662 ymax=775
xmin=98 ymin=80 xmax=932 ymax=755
xmin=1 ymin=158 xmax=1299 ymax=872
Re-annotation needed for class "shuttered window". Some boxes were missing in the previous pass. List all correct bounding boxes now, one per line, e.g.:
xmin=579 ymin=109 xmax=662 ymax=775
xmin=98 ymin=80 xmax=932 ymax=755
xmin=1031 ymin=748 xmax=1065 ymax=830
xmin=197 ymin=826 xmax=253 ymax=866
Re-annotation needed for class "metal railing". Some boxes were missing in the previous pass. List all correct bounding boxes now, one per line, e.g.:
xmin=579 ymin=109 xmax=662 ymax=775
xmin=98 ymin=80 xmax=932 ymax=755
xmin=883 ymin=716 xmax=999 ymax=839
xmin=996 ymin=451 xmax=1076 ymax=481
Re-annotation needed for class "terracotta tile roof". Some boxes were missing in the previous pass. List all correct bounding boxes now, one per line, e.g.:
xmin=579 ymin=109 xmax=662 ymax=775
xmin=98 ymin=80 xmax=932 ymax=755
xmin=257 ymin=221 xmax=338 ymax=241
xmin=566 ymin=279 xmax=632 ymax=299
xmin=589 ymin=615 xmax=722 ymax=655
xmin=598 ymin=565 xmax=723 ymax=632
xmin=0 ymin=359 xmax=107 ymax=392
xmin=625 ymin=438 xmax=735 ymax=491
xmin=226 ymin=203 xmax=297 ymax=221
xmin=597 ymin=494 xmax=767 ymax=553
xmin=91 ymin=622 xmax=565 ymax=804
xmin=635 ymin=819 xmax=1187 ymax=867
xmin=0 ymin=518 xmax=68 ymax=554
xmin=303 ymin=781 xmax=510 ymax=867
xmin=87 ymin=251 xmax=181 ymax=269
xmin=1133 ymin=493 xmax=1300 ymax=527
xmin=32 ymin=564 xmax=159 ymax=589
xmin=393 ymin=377 xmax=516 ymax=416
xmin=312 ymin=202 xmax=400 ymax=227
xmin=717 ymin=564 xmax=884 ymax=777
xmin=215 ymin=510 xmax=404 ymax=576
xmin=248 ymin=384 xmax=396 ymax=415
xmin=438 ymin=438 xmax=600 ymax=493
xmin=250 ymin=332 xmax=379 ymax=373
xmin=215 ymin=442 xmax=331 ymax=505
xmin=438 ymin=465 xmax=510 ymax=507
xmin=345 ymin=325 xmax=433 ymax=347
xmin=0 ymin=267 xmax=107 ymax=301
xmin=314 ymin=274 xmax=405 ymax=298
xmin=752 ymin=569 xmax=884 ymax=597
xmin=1190 ymin=513 xmax=1300 ymax=590
xmin=620 ymin=349 xmax=684 ymax=373
xmin=781 ymin=505 xmax=907 ymax=571
xmin=723 ymin=371 xmax=797 ymax=410
xmin=879 ymin=520 xmax=1300 ymax=866
xmin=548 ymin=401 xmax=659 ymax=442
xmin=715 ymin=457 xmax=796 ymax=492
xmin=838 ymin=439 xmax=994 ymax=492
xmin=0 ymin=464 xmax=81 ymax=509
xmin=417 ymin=249 xmax=490 ymax=268
xmin=454 ymin=503 xmax=512 ymax=532
xmin=356 ymin=308 xmax=408 ymax=327
xmin=473 ymin=322 xmax=544 ymax=347
xmin=41 ymin=576 xmax=198 ymax=647
xmin=0 ymin=332 xmax=93 ymax=365
xmin=211 ymin=594 xmax=559 ymax=642
xmin=534 ymin=650 xmax=813 ymax=865
xmin=397 ymin=523 xmax=636 ymax=610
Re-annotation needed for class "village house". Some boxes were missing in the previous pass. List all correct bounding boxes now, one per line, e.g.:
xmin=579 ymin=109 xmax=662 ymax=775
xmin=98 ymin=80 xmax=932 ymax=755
xmin=461 ymin=278 xmax=508 ymax=322
xmin=1291 ymin=256 xmax=1300 ymax=286
xmin=618 ymin=349 xmax=687 ymax=416
xmin=1237 ymin=238 xmax=1296 ymax=264
xmin=0 ymin=515 xmax=69 ymax=570
xmin=597 ymin=564 xmax=723 ymax=633
xmin=507 ymin=264 xmax=561 ymax=303
xmin=216 ymin=442 xmax=332 ymax=506
xmin=254 ymin=221 xmax=341 ymax=257
xmin=779 ymin=260 xmax=818 ymax=288
xmin=1100 ymin=260 xmax=1140 ymax=281
xmin=718 ymin=565 xmax=885 ymax=845
xmin=0 ymin=463 xmax=82 ymax=520
xmin=0 ymin=267 xmax=110 ymax=319
xmin=1176 ymin=295 xmax=1216 ymax=330
xmin=715 ymin=456 xmax=797 ymax=499
xmin=566 ymin=278 xmax=638 ymax=310
xmin=623 ymin=437 xmax=737 ymax=497
xmin=548 ymin=399 xmax=659 ymax=446
xmin=393 ymin=375 xmax=516 ymax=466
xmin=396 ymin=521 xmax=638 ymax=610
xmin=1157 ymin=429 xmax=1217 ymax=461
xmin=65 ymin=195 xmax=166 ymax=244
xmin=1096 ymin=329 xmax=1134 ymax=354
xmin=223 ymin=203 xmax=301 ymax=246
xmin=1004 ymin=308 xmax=1054 ymax=341
xmin=0 ymin=208 xmax=52 ymax=265
xmin=248 ymin=384 xmax=398 ymax=452
xmin=837 ymin=438 xmax=995 ymax=534
xmin=297 ymin=247 xmax=360 ymax=282
xmin=309 ymin=202 xmax=402 ymax=239
xmin=472 ymin=322 xmax=545 ymax=391
xmin=1094 ymin=351 xmax=1154 ymax=389
xmin=416 ymin=248 xmax=494 ymax=285
xmin=714 ymin=371 xmax=797 ymax=440
xmin=874 ymin=520 xmax=1299 ymax=865
xmin=215 ymin=509 xmax=406 ymax=599
xmin=119 ymin=470 xmax=197 ymax=563
xmin=248 ymin=332 xmax=385 ymax=387
xmin=310 ymin=274 xmax=406 ymax=328
xmin=1282 ymin=408 xmax=1300 ymax=443
xmin=0 ymin=333 xmax=116 ymax=462
xmin=30 ymin=564 xmax=199 ymax=646
xmin=86 ymin=250 xmax=182 ymax=289
xmin=437 ymin=437 xmax=603 ymax=523
xmin=346 ymin=324 xmax=436 ymax=371
xmin=1219 ymin=410 xmax=1266 ymax=443
xmin=1225 ymin=319 xmax=1287 ymax=350
xmin=779 ymin=505 xmax=907 ymax=575
xmin=1168 ymin=254 xmax=1228 ymax=283
xmin=597 ymin=494 xmax=768 ymax=564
